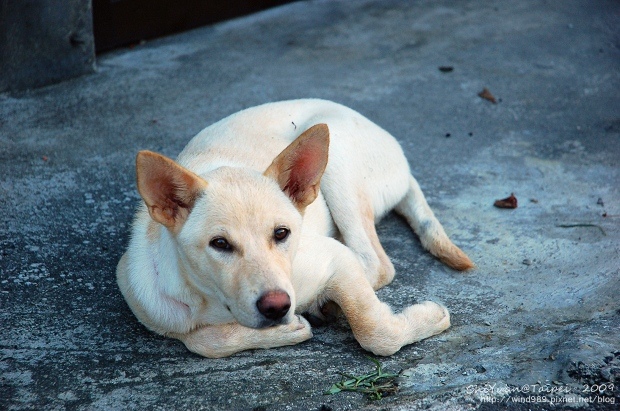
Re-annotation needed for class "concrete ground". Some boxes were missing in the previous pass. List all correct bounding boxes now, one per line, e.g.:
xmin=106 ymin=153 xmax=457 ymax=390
xmin=1 ymin=0 xmax=619 ymax=409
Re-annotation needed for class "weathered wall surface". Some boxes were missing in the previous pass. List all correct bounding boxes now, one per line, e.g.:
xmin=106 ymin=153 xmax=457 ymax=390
xmin=0 ymin=0 xmax=95 ymax=92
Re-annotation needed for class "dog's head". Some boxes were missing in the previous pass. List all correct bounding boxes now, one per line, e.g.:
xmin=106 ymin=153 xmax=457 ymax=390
xmin=135 ymin=124 xmax=329 ymax=328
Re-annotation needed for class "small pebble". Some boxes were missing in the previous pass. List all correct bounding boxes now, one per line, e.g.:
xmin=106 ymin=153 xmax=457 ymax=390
xmin=522 ymin=259 xmax=532 ymax=266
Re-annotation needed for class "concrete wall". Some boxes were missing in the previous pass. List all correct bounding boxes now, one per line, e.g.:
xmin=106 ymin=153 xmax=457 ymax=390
xmin=0 ymin=0 xmax=95 ymax=93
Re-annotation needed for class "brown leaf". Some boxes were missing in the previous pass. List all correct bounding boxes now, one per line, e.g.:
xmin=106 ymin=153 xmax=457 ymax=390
xmin=478 ymin=88 xmax=497 ymax=104
xmin=494 ymin=193 xmax=518 ymax=209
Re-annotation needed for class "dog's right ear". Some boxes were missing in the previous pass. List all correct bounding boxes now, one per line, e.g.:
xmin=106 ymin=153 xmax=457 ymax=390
xmin=136 ymin=151 xmax=207 ymax=230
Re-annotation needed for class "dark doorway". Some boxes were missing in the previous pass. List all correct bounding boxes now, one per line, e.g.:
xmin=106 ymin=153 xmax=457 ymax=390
xmin=93 ymin=0 xmax=296 ymax=53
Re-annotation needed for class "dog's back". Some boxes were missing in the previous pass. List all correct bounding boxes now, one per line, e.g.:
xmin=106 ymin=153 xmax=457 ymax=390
xmin=177 ymin=99 xmax=410 ymax=226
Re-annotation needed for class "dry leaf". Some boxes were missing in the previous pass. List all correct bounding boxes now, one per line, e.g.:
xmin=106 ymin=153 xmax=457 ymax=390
xmin=494 ymin=193 xmax=518 ymax=209
xmin=478 ymin=88 xmax=497 ymax=104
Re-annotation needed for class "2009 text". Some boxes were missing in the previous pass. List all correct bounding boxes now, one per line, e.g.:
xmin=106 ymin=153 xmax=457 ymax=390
xmin=582 ymin=383 xmax=614 ymax=394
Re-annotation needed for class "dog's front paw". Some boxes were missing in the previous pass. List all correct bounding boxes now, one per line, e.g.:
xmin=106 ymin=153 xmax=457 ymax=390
xmin=403 ymin=300 xmax=451 ymax=338
xmin=283 ymin=314 xmax=313 ymax=343
xmin=421 ymin=300 xmax=451 ymax=334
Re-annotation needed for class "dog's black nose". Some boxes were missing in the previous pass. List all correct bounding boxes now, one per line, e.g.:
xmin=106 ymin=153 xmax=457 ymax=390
xmin=256 ymin=290 xmax=291 ymax=321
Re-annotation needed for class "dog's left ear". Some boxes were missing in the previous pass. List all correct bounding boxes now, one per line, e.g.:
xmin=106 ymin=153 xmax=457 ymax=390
xmin=264 ymin=123 xmax=330 ymax=211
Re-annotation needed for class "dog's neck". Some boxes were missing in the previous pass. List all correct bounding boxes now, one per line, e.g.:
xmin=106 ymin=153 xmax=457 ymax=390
xmin=148 ymin=225 xmax=194 ymax=306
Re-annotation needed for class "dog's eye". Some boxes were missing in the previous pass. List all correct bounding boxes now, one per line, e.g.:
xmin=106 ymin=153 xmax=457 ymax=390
xmin=274 ymin=227 xmax=290 ymax=242
xmin=209 ymin=237 xmax=232 ymax=251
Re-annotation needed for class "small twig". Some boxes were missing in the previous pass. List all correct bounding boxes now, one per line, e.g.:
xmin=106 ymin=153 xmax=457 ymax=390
xmin=555 ymin=224 xmax=606 ymax=236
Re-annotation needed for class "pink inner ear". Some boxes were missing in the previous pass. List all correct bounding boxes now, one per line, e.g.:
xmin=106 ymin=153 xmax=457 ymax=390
xmin=283 ymin=146 xmax=323 ymax=201
xmin=264 ymin=123 xmax=329 ymax=208
xmin=137 ymin=151 xmax=206 ymax=228
xmin=150 ymin=173 xmax=179 ymax=207
xmin=158 ymin=184 xmax=183 ymax=213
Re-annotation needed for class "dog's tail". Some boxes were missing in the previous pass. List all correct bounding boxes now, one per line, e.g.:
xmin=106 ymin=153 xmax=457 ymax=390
xmin=395 ymin=176 xmax=475 ymax=271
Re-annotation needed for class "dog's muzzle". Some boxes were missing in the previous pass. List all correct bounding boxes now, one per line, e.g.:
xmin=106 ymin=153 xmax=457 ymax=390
xmin=256 ymin=290 xmax=291 ymax=324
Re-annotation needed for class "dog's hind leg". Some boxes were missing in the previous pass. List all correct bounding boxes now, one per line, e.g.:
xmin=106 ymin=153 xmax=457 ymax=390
xmin=346 ymin=194 xmax=397 ymax=290
xmin=319 ymin=181 xmax=396 ymax=290
xmin=395 ymin=176 xmax=474 ymax=271
xmin=317 ymin=124 xmax=410 ymax=290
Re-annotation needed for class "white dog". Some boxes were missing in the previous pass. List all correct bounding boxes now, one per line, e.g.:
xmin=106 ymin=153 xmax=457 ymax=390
xmin=117 ymin=99 xmax=474 ymax=358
